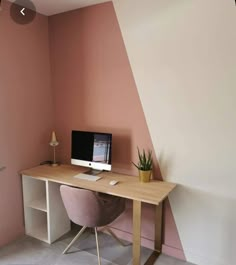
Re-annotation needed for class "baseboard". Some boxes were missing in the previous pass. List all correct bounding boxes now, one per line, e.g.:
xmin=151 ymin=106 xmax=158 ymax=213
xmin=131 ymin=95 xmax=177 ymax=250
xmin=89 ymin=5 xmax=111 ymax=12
xmin=107 ymin=226 xmax=185 ymax=261
xmin=162 ymin=244 xmax=186 ymax=261
xmin=182 ymin=248 xmax=230 ymax=265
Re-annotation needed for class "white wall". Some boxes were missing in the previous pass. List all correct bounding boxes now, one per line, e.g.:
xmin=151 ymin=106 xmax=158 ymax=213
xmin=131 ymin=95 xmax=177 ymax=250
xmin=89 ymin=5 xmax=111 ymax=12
xmin=113 ymin=0 xmax=236 ymax=264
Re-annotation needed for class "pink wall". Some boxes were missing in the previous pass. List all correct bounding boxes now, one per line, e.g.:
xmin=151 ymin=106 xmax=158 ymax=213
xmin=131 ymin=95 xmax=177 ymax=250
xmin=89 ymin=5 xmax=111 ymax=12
xmin=0 ymin=0 xmax=184 ymax=258
xmin=0 ymin=1 xmax=53 ymax=247
xmin=49 ymin=2 xmax=184 ymax=259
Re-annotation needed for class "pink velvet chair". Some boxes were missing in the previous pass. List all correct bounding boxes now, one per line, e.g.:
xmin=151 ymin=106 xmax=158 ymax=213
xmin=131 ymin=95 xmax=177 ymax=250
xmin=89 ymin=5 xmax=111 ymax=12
xmin=60 ymin=185 xmax=126 ymax=265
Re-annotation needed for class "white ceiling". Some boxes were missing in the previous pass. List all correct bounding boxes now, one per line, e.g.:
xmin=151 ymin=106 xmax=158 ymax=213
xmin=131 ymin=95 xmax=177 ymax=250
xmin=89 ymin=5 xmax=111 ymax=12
xmin=9 ymin=0 xmax=112 ymax=16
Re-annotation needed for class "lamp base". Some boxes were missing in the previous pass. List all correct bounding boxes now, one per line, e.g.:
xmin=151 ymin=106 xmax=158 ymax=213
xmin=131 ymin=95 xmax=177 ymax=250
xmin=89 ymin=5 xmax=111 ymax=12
xmin=51 ymin=163 xmax=59 ymax=167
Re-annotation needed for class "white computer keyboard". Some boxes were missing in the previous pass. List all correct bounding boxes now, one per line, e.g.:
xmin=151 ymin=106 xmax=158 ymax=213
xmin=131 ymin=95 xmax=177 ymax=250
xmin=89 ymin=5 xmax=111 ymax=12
xmin=73 ymin=173 xmax=101 ymax=181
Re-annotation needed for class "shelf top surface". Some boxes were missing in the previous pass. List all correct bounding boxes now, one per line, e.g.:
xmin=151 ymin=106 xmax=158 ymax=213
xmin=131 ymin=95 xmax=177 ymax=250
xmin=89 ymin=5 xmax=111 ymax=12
xmin=21 ymin=164 xmax=176 ymax=205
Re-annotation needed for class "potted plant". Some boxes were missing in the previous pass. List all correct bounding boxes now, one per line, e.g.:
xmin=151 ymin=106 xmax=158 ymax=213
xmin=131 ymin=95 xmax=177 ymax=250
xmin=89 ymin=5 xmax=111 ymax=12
xmin=132 ymin=148 xmax=153 ymax=182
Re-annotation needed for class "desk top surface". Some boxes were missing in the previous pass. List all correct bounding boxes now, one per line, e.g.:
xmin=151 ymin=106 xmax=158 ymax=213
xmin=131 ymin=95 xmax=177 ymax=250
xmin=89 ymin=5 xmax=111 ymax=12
xmin=21 ymin=164 xmax=176 ymax=205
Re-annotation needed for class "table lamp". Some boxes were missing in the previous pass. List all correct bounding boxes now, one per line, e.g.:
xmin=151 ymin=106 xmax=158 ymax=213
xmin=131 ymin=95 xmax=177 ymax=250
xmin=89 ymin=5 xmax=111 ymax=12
xmin=49 ymin=131 xmax=59 ymax=166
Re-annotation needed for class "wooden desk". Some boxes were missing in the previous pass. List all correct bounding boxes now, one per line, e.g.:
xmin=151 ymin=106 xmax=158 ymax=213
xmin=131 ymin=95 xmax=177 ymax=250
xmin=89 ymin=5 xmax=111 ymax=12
xmin=21 ymin=164 xmax=176 ymax=265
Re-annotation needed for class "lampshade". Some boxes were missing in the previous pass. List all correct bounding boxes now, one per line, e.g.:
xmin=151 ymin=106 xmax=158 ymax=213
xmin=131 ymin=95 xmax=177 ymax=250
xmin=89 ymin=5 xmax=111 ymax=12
xmin=50 ymin=131 xmax=59 ymax=146
xmin=51 ymin=131 xmax=57 ymax=142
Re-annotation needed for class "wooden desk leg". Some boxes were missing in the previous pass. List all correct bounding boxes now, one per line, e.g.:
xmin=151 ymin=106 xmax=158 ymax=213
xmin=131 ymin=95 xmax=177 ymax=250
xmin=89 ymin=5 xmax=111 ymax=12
xmin=133 ymin=200 xmax=142 ymax=265
xmin=143 ymin=202 xmax=163 ymax=265
xmin=155 ymin=202 xmax=163 ymax=253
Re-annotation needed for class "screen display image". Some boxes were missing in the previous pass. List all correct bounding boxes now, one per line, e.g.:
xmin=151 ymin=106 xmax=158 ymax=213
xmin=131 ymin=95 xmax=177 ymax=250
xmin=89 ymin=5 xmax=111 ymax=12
xmin=92 ymin=134 xmax=111 ymax=164
xmin=71 ymin=130 xmax=112 ymax=172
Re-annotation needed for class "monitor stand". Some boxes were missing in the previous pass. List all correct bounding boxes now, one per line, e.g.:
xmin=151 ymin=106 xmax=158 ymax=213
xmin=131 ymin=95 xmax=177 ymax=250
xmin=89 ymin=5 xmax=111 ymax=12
xmin=84 ymin=169 xmax=103 ymax=176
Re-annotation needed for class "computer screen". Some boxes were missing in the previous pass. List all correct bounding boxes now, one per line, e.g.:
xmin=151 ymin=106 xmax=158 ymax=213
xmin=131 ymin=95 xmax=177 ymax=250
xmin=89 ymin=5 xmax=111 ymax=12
xmin=71 ymin=130 xmax=112 ymax=172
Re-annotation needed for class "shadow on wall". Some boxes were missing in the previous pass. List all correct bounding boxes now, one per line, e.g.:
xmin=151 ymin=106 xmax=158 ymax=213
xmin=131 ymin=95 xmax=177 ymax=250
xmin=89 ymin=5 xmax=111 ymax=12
xmin=151 ymin=152 xmax=163 ymax=181
xmin=158 ymin=150 xmax=175 ymax=181
xmin=112 ymin=132 xmax=132 ymax=172
xmin=169 ymin=185 xmax=236 ymax=265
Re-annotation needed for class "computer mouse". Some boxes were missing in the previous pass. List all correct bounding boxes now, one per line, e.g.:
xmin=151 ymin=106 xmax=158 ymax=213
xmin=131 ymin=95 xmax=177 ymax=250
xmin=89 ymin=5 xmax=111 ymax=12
xmin=109 ymin=180 xmax=119 ymax=186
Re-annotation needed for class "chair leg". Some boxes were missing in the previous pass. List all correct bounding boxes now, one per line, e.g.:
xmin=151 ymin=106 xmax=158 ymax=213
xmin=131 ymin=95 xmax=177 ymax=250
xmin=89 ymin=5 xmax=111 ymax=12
xmin=102 ymin=227 xmax=130 ymax=247
xmin=94 ymin=227 xmax=101 ymax=265
xmin=62 ymin=226 xmax=87 ymax=254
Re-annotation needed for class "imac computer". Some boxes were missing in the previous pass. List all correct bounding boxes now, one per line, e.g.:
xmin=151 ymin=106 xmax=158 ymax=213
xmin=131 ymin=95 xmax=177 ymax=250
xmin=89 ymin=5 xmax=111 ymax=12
xmin=71 ymin=130 xmax=112 ymax=175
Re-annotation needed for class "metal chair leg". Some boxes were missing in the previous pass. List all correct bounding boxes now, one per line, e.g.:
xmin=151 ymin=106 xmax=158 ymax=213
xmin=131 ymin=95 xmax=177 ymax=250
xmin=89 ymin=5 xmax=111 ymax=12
xmin=62 ymin=226 xmax=87 ymax=254
xmin=94 ymin=227 xmax=101 ymax=265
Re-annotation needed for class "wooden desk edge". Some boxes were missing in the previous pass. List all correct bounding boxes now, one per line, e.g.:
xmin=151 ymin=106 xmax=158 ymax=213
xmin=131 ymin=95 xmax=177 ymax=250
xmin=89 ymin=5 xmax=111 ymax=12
xmin=20 ymin=164 xmax=177 ymax=205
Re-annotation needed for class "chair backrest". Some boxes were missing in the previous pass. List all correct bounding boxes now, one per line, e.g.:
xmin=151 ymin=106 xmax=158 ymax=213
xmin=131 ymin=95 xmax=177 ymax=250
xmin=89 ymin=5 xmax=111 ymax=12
xmin=60 ymin=185 xmax=104 ymax=227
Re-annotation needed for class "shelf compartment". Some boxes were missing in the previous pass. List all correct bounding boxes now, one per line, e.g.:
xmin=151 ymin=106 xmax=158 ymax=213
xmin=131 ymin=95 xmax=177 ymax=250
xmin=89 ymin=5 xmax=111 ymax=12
xmin=22 ymin=176 xmax=46 ymax=207
xmin=24 ymin=208 xmax=48 ymax=243
xmin=27 ymin=198 xmax=47 ymax=212
xmin=27 ymin=225 xmax=48 ymax=243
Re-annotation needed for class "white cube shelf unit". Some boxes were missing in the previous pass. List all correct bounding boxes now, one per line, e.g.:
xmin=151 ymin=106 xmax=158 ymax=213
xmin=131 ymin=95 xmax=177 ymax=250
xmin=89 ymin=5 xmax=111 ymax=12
xmin=22 ymin=175 xmax=71 ymax=243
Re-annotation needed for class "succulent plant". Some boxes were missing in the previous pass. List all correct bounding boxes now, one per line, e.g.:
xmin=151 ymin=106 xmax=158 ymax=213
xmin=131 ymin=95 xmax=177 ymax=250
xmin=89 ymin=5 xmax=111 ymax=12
xmin=132 ymin=147 xmax=152 ymax=171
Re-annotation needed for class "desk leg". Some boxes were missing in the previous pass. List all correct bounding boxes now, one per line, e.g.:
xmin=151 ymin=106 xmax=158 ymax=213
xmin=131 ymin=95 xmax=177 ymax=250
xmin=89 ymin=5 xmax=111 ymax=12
xmin=155 ymin=202 xmax=163 ymax=253
xmin=143 ymin=202 xmax=163 ymax=265
xmin=133 ymin=200 xmax=142 ymax=265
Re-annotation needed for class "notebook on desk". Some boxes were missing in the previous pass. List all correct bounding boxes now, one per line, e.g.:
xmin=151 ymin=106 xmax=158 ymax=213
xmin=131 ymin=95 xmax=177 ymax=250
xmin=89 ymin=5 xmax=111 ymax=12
xmin=73 ymin=173 xmax=101 ymax=181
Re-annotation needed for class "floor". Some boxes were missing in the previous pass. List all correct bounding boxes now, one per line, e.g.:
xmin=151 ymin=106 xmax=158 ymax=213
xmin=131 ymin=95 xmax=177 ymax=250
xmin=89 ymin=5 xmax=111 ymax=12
xmin=0 ymin=228 xmax=195 ymax=265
